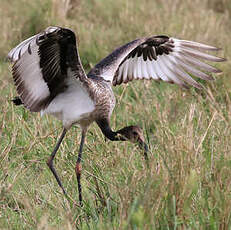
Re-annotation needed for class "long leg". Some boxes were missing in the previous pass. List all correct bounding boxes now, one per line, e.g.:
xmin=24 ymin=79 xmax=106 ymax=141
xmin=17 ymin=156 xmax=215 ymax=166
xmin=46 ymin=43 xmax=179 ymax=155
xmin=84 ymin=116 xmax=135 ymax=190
xmin=75 ymin=129 xmax=87 ymax=206
xmin=47 ymin=128 xmax=67 ymax=194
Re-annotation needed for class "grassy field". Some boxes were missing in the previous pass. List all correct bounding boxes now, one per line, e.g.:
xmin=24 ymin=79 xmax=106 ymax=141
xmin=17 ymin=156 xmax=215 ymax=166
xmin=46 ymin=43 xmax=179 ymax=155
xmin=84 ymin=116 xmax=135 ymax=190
xmin=0 ymin=0 xmax=231 ymax=229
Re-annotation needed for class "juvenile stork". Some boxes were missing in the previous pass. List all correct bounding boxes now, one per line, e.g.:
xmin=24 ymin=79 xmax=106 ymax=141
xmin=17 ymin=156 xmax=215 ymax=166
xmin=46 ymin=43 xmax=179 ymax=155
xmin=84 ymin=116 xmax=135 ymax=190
xmin=8 ymin=26 xmax=225 ymax=205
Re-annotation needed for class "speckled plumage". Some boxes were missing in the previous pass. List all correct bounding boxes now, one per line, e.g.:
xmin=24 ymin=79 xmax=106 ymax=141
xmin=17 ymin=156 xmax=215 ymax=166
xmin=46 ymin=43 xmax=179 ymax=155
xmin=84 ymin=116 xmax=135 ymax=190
xmin=74 ymin=76 xmax=116 ymax=129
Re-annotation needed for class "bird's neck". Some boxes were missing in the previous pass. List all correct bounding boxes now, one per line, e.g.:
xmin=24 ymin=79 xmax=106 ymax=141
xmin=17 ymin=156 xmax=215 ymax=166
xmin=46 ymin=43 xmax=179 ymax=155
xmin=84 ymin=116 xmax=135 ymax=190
xmin=96 ymin=119 xmax=125 ymax=141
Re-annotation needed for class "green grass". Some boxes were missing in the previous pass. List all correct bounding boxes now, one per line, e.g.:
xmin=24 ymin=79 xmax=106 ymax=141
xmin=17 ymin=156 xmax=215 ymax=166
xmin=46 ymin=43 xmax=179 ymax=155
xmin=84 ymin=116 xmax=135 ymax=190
xmin=0 ymin=0 xmax=231 ymax=229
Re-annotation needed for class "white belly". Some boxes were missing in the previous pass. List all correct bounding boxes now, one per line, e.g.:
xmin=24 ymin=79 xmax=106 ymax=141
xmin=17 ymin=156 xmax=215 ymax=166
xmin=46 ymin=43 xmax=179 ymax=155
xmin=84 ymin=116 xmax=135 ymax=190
xmin=42 ymin=79 xmax=95 ymax=129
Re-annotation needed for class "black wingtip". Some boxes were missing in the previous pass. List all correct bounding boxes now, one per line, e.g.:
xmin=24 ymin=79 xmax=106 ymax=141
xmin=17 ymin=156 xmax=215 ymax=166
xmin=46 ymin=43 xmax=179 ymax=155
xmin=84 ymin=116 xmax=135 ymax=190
xmin=12 ymin=97 xmax=23 ymax=106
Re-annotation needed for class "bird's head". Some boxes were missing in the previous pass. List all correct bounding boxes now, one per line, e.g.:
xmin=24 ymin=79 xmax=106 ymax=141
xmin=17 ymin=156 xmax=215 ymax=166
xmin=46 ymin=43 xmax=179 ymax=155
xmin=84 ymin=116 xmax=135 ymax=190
xmin=116 ymin=125 xmax=148 ymax=160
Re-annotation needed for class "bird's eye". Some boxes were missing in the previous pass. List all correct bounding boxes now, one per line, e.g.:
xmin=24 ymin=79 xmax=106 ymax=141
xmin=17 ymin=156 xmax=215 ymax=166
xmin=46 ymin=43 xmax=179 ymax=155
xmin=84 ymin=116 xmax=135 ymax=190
xmin=132 ymin=131 xmax=138 ymax=136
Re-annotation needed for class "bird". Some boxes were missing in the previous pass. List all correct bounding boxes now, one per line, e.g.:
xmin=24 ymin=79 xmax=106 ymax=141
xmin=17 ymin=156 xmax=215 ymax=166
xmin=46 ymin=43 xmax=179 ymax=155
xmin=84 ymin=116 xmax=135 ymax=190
xmin=8 ymin=26 xmax=225 ymax=206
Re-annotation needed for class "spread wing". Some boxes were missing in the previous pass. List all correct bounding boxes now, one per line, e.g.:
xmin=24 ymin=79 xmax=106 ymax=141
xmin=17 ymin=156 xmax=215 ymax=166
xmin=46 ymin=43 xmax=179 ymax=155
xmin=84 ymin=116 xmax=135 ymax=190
xmin=8 ymin=26 xmax=86 ymax=112
xmin=88 ymin=36 xmax=225 ymax=88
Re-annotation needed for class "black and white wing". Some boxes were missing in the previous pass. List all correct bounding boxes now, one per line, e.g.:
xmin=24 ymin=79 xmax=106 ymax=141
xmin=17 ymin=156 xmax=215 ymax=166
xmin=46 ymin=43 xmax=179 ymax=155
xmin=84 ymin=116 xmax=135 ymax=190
xmin=88 ymin=35 xmax=225 ymax=88
xmin=8 ymin=26 xmax=85 ymax=112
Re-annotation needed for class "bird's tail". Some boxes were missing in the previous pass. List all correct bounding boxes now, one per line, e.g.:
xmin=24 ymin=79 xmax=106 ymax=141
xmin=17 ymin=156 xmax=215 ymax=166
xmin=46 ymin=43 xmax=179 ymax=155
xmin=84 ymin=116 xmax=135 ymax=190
xmin=12 ymin=96 xmax=23 ymax=106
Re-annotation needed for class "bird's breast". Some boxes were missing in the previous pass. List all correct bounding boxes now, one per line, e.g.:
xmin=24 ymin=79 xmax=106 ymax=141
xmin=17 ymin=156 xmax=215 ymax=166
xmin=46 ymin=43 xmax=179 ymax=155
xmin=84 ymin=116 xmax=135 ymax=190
xmin=42 ymin=78 xmax=95 ymax=129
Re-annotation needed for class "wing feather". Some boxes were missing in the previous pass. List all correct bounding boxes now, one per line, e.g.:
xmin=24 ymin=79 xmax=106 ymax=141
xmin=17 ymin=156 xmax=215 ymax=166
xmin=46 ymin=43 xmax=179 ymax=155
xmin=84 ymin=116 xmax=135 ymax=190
xmin=137 ymin=57 xmax=142 ymax=79
xmin=92 ymin=35 xmax=225 ymax=88
xmin=132 ymin=56 xmax=138 ymax=80
xmin=8 ymin=26 xmax=86 ymax=112
xmin=142 ymin=61 xmax=149 ymax=79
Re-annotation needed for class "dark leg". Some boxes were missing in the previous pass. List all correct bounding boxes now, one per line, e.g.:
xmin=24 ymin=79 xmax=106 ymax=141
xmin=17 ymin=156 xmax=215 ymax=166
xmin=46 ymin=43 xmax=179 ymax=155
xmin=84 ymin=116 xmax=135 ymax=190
xmin=47 ymin=128 xmax=67 ymax=194
xmin=139 ymin=142 xmax=149 ymax=161
xmin=75 ymin=129 xmax=86 ymax=206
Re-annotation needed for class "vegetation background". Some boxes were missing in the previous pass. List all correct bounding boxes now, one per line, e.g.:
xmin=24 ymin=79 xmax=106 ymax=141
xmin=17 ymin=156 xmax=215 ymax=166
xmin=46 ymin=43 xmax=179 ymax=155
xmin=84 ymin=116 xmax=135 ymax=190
xmin=0 ymin=0 xmax=231 ymax=229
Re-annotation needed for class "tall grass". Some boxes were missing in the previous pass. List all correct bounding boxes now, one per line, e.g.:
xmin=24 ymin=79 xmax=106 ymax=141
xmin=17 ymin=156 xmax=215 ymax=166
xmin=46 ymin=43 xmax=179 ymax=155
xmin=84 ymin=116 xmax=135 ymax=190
xmin=0 ymin=0 xmax=231 ymax=229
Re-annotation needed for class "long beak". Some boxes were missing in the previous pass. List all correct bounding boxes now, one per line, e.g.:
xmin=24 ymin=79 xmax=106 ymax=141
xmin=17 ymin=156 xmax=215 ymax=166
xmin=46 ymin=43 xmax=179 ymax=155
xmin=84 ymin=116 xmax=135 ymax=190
xmin=138 ymin=138 xmax=149 ymax=161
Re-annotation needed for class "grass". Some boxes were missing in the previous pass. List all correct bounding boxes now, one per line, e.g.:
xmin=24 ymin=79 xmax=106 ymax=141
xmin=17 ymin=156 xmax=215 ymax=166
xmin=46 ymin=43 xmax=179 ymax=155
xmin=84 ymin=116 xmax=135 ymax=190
xmin=0 ymin=0 xmax=231 ymax=229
